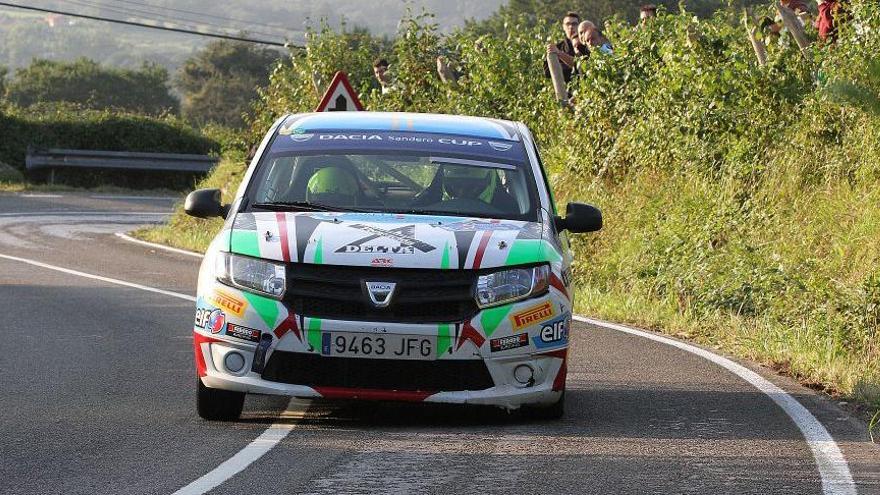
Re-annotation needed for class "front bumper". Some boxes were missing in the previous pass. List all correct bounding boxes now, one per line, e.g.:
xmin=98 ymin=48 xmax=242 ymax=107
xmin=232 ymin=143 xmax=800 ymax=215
xmin=197 ymin=334 xmax=566 ymax=409
xmin=192 ymin=285 xmax=571 ymax=410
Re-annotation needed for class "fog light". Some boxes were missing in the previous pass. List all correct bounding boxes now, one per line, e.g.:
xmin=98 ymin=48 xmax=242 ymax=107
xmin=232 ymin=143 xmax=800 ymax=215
xmin=224 ymin=351 xmax=245 ymax=373
xmin=513 ymin=364 xmax=535 ymax=386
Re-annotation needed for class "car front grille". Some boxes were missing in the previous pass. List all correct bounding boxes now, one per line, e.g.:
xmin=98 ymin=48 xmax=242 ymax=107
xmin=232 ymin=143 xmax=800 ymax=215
xmin=285 ymin=263 xmax=477 ymax=323
xmin=262 ymin=351 xmax=495 ymax=392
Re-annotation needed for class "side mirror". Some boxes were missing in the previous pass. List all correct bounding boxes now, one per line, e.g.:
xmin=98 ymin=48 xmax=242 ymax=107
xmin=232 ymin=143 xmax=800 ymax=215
xmin=554 ymin=202 xmax=602 ymax=233
xmin=184 ymin=188 xmax=229 ymax=219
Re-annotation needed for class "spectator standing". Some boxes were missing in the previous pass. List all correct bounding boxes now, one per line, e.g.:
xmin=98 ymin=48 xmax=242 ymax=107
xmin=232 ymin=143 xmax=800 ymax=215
xmin=580 ymin=21 xmax=614 ymax=54
xmin=373 ymin=58 xmax=395 ymax=94
xmin=816 ymin=0 xmax=847 ymax=43
xmin=545 ymin=12 xmax=583 ymax=83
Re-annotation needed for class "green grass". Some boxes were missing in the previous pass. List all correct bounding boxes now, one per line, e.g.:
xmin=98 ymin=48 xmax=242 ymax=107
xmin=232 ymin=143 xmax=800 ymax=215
xmin=131 ymin=153 xmax=247 ymax=253
xmin=565 ymin=169 xmax=880 ymax=427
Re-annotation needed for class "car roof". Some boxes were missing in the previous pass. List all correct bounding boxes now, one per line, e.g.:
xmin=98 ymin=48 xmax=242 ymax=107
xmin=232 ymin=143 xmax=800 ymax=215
xmin=280 ymin=112 xmax=522 ymax=142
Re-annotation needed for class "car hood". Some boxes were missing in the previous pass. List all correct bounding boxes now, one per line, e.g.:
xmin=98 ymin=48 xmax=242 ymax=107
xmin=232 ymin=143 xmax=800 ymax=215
xmin=226 ymin=211 xmax=559 ymax=270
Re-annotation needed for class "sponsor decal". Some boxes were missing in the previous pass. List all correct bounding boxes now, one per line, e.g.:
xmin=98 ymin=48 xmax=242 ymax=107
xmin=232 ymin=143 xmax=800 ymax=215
xmin=195 ymin=308 xmax=226 ymax=334
xmin=226 ymin=323 xmax=262 ymax=343
xmin=438 ymin=137 xmax=483 ymax=147
xmin=490 ymin=332 xmax=529 ymax=352
xmin=289 ymin=133 xmax=315 ymax=143
xmin=387 ymin=135 xmax=434 ymax=143
xmin=336 ymin=224 xmax=435 ymax=254
xmin=532 ymin=314 xmax=570 ymax=349
xmin=207 ymin=289 xmax=248 ymax=317
xmin=319 ymin=134 xmax=383 ymax=141
xmin=510 ymin=301 xmax=555 ymax=331
xmin=488 ymin=141 xmax=513 ymax=152
xmin=371 ymin=257 xmax=393 ymax=267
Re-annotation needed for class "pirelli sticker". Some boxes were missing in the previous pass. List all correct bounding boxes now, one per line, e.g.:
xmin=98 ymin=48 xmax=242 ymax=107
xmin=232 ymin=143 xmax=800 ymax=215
xmin=207 ymin=288 xmax=248 ymax=317
xmin=510 ymin=301 xmax=555 ymax=331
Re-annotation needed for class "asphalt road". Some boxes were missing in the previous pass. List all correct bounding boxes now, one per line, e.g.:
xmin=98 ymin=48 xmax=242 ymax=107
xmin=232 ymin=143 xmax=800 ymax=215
xmin=1 ymin=192 xmax=877 ymax=495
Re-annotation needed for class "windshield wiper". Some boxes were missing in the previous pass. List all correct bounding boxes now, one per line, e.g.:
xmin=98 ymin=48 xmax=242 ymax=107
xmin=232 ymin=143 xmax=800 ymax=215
xmin=251 ymin=201 xmax=375 ymax=213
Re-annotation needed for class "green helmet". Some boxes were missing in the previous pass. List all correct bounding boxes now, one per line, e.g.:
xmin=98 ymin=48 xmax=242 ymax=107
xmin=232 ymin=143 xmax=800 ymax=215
xmin=442 ymin=166 xmax=497 ymax=203
xmin=307 ymin=167 xmax=358 ymax=204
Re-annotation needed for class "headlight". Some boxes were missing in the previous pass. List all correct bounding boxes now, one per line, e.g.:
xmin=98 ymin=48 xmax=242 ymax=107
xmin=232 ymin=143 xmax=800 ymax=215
xmin=475 ymin=265 xmax=550 ymax=308
xmin=216 ymin=252 xmax=286 ymax=299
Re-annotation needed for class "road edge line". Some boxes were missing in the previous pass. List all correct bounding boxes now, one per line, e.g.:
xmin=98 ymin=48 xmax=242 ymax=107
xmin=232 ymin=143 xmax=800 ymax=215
xmin=114 ymin=232 xmax=205 ymax=258
xmin=171 ymin=398 xmax=302 ymax=495
xmin=0 ymin=252 xmax=196 ymax=302
xmin=573 ymin=315 xmax=857 ymax=495
xmin=0 ymin=251 xmax=303 ymax=495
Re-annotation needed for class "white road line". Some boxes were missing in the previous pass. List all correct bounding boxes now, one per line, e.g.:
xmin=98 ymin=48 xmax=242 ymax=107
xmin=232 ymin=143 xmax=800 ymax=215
xmin=574 ymin=315 xmax=857 ymax=495
xmin=0 ymin=251 xmax=303 ymax=494
xmin=171 ymin=402 xmax=306 ymax=495
xmin=0 ymin=252 xmax=196 ymax=302
xmin=114 ymin=232 xmax=204 ymax=258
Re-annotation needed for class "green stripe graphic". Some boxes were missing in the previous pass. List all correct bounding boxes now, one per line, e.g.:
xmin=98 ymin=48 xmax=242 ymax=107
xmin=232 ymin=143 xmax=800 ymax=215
xmin=437 ymin=323 xmax=451 ymax=358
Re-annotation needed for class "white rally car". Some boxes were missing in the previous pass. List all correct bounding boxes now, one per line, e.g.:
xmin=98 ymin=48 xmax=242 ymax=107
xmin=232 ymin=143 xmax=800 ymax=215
xmin=185 ymin=112 xmax=601 ymax=420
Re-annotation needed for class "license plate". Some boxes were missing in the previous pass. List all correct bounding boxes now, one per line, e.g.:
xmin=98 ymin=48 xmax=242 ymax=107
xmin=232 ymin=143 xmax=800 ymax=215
xmin=321 ymin=332 xmax=436 ymax=360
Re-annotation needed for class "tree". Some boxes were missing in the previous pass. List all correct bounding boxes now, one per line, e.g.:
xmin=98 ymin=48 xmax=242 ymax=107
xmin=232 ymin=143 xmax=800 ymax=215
xmin=4 ymin=58 xmax=177 ymax=114
xmin=175 ymin=40 xmax=282 ymax=127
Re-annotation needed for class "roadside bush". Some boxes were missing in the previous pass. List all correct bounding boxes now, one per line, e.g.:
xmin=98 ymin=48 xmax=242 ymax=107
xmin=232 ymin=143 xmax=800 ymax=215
xmin=0 ymin=102 xmax=219 ymax=189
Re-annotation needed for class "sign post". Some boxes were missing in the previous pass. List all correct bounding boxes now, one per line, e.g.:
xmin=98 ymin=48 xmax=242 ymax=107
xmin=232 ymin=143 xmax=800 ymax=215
xmin=316 ymin=71 xmax=364 ymax=112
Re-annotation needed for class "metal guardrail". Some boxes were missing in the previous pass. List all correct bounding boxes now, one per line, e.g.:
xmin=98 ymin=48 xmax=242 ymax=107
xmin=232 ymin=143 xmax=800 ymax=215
xmin=25 ymin=148 xmax=218 ymax=174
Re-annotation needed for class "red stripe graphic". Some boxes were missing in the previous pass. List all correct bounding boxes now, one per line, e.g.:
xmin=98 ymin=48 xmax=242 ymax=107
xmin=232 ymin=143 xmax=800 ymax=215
xmin=273 ymin=313 xmax=301 ymax=341
xmin=313 ymin=387 xmax=433 ymax=402
xmin=538 ymin=348 xmax=568 ymax=391
xmin=193 ymin=331 xmax=224 ymax=377
xmin=456 ymin=320 xmax=486 ymax=350
xmin=471 ymin=231 xmax=493 ymax=269
xmin=276 ymin=212 xmax=291 ymax=262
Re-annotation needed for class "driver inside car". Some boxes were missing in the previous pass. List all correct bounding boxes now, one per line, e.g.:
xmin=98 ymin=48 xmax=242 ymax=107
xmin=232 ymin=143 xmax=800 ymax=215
xmin=439 ymin=165 xmax=518 ymax=212
xmin=306 ymin=166 xmax=360 ymax=206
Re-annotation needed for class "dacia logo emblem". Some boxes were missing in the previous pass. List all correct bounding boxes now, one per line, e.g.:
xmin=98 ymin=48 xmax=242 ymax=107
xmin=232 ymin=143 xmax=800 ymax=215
xmin=364 ymin=281 xmax=397 ymax=308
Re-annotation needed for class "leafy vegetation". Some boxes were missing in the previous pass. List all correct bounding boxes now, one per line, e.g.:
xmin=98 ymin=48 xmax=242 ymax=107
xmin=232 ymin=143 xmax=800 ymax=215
xmin=4 ymin=58 xmax=177 ymax=114
xmin=144 ymin=2 xmax=880 ymax=418
xmin=176 ymin=41 xmax=283 ymax=127
xmin=0 ymin=102 xmax=218 ymax=188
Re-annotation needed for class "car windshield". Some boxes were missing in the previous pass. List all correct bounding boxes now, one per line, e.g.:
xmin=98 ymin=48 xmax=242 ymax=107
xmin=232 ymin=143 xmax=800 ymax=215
xmin=247 ymin=153 xmax=537 ymax=220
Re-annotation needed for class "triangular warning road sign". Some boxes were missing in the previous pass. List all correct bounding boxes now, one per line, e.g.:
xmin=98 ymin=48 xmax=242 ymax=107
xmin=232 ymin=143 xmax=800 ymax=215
xmin=316 ymin=71 xmax=364 ymax=112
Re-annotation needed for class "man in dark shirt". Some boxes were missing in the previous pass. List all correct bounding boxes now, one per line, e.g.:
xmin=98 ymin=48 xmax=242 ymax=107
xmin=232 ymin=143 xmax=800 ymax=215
xmin=545 ymin=11 xmax=589 ymax=83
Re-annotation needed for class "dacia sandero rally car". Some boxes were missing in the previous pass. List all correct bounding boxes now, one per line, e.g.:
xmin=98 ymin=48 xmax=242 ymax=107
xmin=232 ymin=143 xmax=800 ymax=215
xmin=185 ymin=112 xmax=602 ymax=420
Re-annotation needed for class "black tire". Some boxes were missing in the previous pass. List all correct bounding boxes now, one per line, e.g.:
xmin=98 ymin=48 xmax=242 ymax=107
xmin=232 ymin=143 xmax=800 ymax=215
xmin=521 ymin=390 xmax=565 ymax=420
xmin=197 ymin=379 xmax=245 ymax=421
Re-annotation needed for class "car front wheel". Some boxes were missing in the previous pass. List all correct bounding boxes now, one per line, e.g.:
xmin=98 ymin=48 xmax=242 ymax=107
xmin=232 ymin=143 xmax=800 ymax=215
xmin=197 ymin=379 xmax=245 ymax=421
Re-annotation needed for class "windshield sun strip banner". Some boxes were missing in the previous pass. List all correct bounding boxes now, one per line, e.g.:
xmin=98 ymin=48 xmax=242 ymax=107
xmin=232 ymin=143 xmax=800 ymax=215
xmin=281 ymin=113 xmax=520 ymax=141
xmin=269 ymin=131 xmax=528 ymax=164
